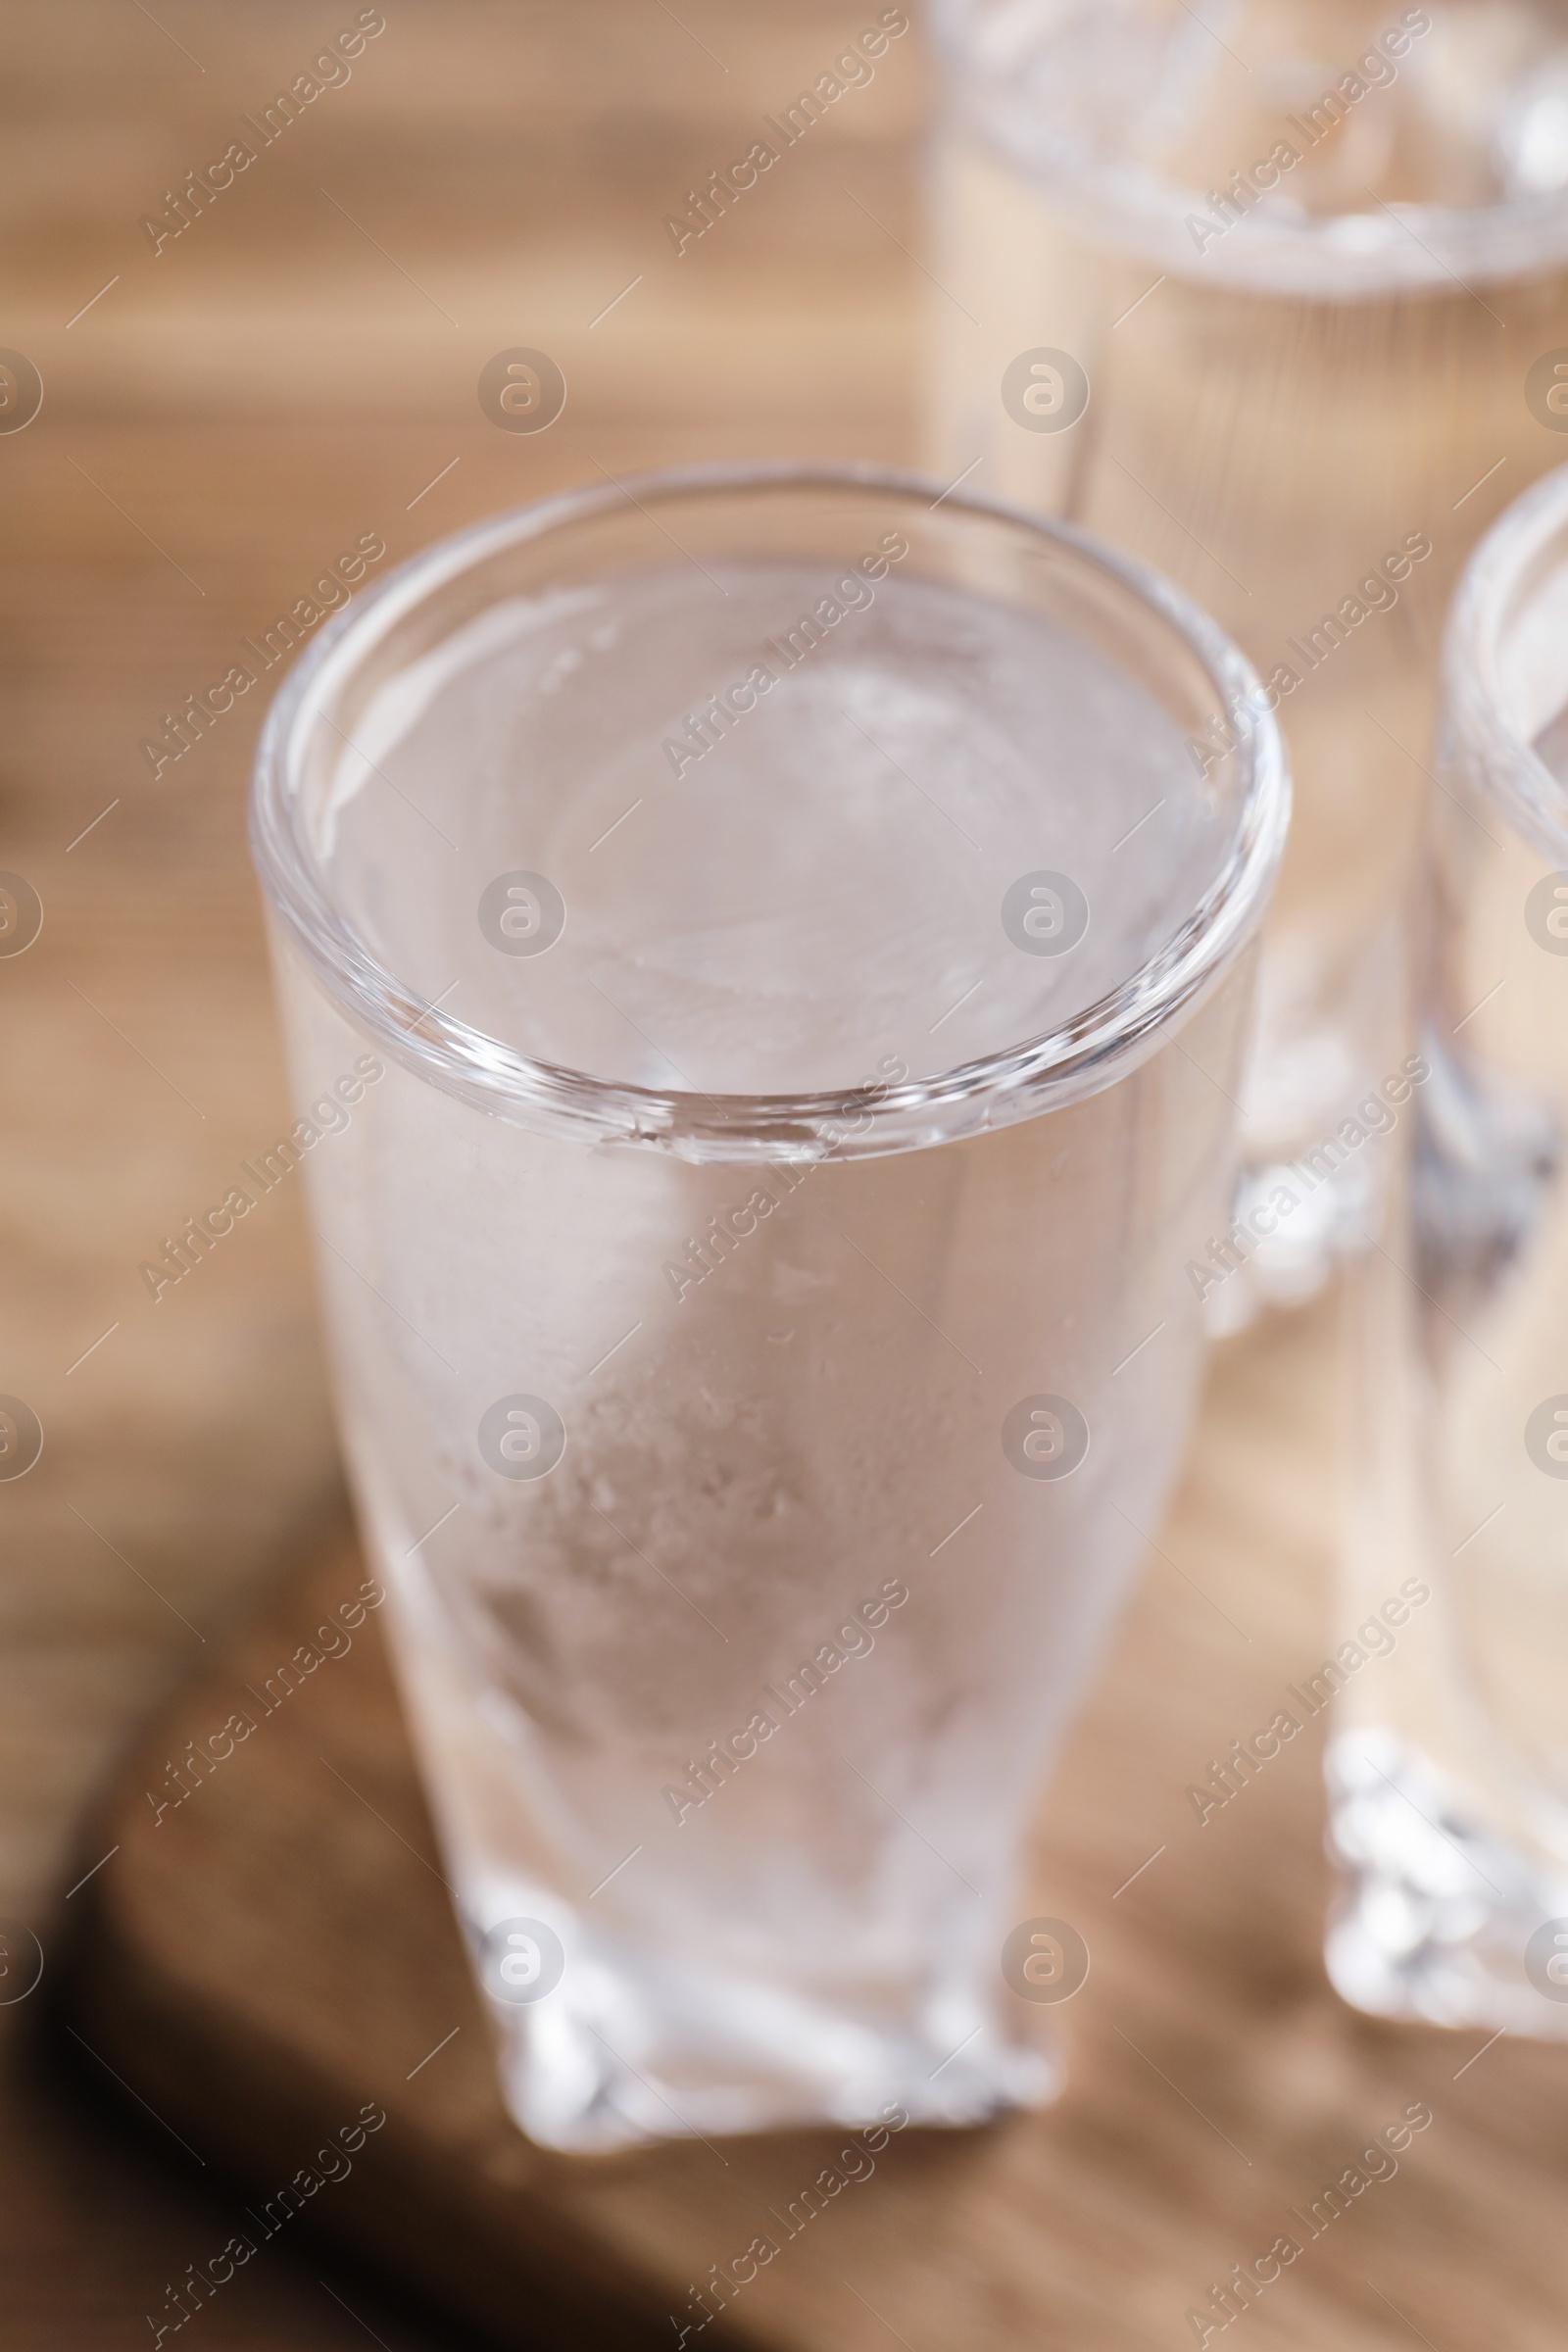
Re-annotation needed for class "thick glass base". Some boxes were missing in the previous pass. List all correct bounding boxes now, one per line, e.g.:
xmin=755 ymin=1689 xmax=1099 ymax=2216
xmin=462 ymin=1897 xmax=1058 ymax=2153
xmin=1325 ymin=1730 xmax=1568 ymax=2039
xmin=1202 ymin=1150 xmax=1379 ymax=1336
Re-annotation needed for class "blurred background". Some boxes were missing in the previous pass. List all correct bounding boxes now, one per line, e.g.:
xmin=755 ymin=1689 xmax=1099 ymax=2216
xmin=4 ymin=5 xmax=1568 ymax=2345
xmin=4 ymin=5 xmax=920 ymax=2337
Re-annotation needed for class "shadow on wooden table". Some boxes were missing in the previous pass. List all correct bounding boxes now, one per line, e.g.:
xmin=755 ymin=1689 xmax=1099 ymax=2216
xmin=39 ymin=1298 xmax=1568 ymax=2350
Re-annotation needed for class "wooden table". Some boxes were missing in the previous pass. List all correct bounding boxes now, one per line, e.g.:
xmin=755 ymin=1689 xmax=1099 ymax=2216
xmin=2 ymin=4 xmax=1564 ymax=2344
xmin=56 ymin=1295 xmax=1568 ymax=2350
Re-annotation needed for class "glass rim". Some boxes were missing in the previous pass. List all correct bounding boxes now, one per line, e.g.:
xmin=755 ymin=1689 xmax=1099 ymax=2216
xmin=1446 ymin=459 xmax=1568 ymax=864
xmin=931 ymin=0 xmax=1568 ymax=297
xmin=249 ymin=459 xmax=1290 ymax=1161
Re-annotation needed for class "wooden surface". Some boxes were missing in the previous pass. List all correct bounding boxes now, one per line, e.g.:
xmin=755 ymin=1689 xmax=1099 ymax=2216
xmin=0 ymin=5 xmax=919 ymax=2341
xmin=4 ymin=3 xmax=1567 ymax=2344
xmin=63 ymin=1298 xmax=1568 ymax=2349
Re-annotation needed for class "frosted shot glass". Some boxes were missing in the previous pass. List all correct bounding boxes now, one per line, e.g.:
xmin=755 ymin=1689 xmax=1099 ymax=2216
xmin=1329 ymin=462 xmax=1568 ymax=2035
xmin=925 ymin=0 xmax=1568 ymax=1309
xmin=249 ymin=461 xmax=1288 ymax=2150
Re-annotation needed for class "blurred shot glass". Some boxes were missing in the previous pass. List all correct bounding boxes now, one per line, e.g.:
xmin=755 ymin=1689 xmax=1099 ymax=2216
xmin=924 ymin=0 xmax=1568 ymax=1314
xmin=1329 ymin=461 xmax=1568 ymax=2035
xmin=250 ymin=461 xmax=1287 ymax=2150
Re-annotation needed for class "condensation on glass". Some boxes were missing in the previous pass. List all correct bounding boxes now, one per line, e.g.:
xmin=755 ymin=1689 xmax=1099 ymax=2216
xmin=925 ymin=0 xmax=1568 ymax=1315
xmin=1330 ymin=461 xmax=1568 ymax=2034
xmin=250 ymin=462 xmax=1288 ymax=2149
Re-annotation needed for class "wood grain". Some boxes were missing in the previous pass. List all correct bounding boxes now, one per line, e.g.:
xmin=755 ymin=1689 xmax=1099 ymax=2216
xmin=0 ymin=3 xmax=919 ymax=2339
xmin=5 ymin=3 xmax=1567 ymax=2344
xmin=61 ymin=1297 xmax=1568 ymax=2350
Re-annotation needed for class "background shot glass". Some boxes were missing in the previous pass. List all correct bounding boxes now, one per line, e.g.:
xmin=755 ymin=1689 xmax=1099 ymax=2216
xmin=925 ymin=0 xmax=1568 ymax=1315
xmin=1329 ymin=462 xmax=1568 ymax=2035
xmin=249 ymin=462 xmax=1288 ymax=2151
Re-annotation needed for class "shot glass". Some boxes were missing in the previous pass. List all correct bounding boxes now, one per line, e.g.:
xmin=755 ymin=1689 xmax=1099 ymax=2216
xmin=249 ymin=461 xmax=1288 ymax=2150
xmin=925 ymin=0 xmax=1568 ymax=1311
xmin=1327 ymin=462 xmax=1568 ymax=2034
